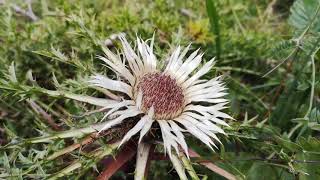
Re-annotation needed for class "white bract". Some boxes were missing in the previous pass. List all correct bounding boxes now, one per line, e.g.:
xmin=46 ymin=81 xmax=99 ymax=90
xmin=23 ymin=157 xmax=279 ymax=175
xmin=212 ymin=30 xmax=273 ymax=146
xmin=81 ymin=35 xmax=230 ymax=176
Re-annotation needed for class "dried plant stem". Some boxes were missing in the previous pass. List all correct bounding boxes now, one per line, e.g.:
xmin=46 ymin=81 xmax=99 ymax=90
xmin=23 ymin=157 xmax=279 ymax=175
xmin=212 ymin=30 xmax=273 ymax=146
xmin=48 ymin=142 xmax=119 ymax=180
xmin=27 ymin=99 xmax=61 ymax=131
xmin=180 ymin=154 xmax=200 ymax=180
xmin=46 ymin=133 xmax=98 ymax=160
xmin=97 ymin=142 xmax=136 ymax=180
xmin=188 ymin=149 xmax=236 ymax=180
xmin=1 ymin=0 xmax=39 ymax=21
xmin=170 ymin=153 xmax=188 ymax=180
xmin=135 ymin=142 xmax=152 ymax=180
xmin=304 ymin=42 xmax=319 ymax=118
xmin=27 ymin=120 xmax=115 ymax=144
xmin=288 ymin=38 xmax=320 ymax=138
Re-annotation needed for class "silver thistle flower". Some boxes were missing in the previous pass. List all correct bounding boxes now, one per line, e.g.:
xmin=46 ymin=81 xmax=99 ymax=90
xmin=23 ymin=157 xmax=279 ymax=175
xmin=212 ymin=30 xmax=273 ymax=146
xmin=23 ymin=34 xmax=231 ymax=179
xmin=81 ymin=34 xmax=232 ymax=177
xmin=1 ymin=34 xmax=232 ymax=179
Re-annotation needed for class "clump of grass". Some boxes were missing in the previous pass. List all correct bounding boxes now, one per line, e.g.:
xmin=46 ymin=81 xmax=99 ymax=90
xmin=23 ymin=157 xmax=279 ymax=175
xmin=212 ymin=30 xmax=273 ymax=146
xmin=0 ymin=0 xmax=320 ymax=179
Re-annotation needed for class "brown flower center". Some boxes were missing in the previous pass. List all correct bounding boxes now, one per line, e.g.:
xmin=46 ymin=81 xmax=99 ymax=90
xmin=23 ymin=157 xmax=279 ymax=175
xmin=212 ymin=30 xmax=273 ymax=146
xmin=137 ymin=73 xmax=185 ymax=120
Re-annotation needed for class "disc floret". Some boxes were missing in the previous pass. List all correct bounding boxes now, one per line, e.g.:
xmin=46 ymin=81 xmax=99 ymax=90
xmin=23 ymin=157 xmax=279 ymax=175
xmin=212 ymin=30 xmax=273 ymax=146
xmin=137 ymin=72 xmax=185 ymax=120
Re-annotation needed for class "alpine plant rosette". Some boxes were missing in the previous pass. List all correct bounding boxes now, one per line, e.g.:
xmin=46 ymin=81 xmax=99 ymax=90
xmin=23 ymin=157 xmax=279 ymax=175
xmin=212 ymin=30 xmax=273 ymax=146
xmin=89 ymin=35 xmax=230 ymax=162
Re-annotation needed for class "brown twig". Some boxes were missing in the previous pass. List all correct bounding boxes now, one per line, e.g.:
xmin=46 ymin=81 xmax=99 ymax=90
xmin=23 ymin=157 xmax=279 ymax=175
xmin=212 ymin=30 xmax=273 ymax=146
xmin=46 ymin=133 xmax=98 ymax=160
xmin=27 ymin=99 xmax=61 ymax=131
xmin=98 ymin=141 xmax=137 ymax=180
xmin=188 ymin=148 xmax=237 ymax=180
xmin=46 ymin=121 xmax=135 ymax=161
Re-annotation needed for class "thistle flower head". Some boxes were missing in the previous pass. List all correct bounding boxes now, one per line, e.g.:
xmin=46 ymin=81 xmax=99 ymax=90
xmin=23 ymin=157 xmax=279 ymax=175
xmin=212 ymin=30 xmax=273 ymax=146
xmin=88 ymin=34 xmax=231 ymax=170
xmin=137 ymin=72 xmax=185 ymax=119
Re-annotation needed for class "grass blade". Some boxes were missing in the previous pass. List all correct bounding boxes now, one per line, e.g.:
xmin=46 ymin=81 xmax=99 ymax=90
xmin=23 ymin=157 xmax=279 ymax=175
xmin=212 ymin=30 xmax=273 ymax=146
xmin=206 ymin=0 xmax=221 ymax=59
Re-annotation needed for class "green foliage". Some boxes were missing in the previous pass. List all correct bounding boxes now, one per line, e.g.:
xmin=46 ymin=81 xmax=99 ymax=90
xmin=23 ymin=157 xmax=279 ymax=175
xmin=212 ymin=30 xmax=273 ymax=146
xmin=0 ymin=0 xmax=319 ymax=179
xmin=206 ymin=0 xmax=221 ymax=59
xmin=289 ymin=0 xmax=320 ymax=34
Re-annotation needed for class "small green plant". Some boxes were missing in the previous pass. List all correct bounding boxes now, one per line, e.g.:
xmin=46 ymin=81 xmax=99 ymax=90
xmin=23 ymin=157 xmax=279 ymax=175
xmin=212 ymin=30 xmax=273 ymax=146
xmin=0 ymin=0 xmax=319 ymax=179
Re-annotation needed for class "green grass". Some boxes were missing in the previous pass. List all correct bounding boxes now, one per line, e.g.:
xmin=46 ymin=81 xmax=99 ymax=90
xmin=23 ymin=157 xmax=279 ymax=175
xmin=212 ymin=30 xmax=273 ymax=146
xmin=0 ymin=0 xmax=320 ymax=179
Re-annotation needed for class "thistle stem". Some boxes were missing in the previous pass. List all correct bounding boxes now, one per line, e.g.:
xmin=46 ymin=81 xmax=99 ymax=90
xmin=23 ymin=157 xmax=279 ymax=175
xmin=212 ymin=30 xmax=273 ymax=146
xmin=135 ymin=142 xmax=152 ymax=180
